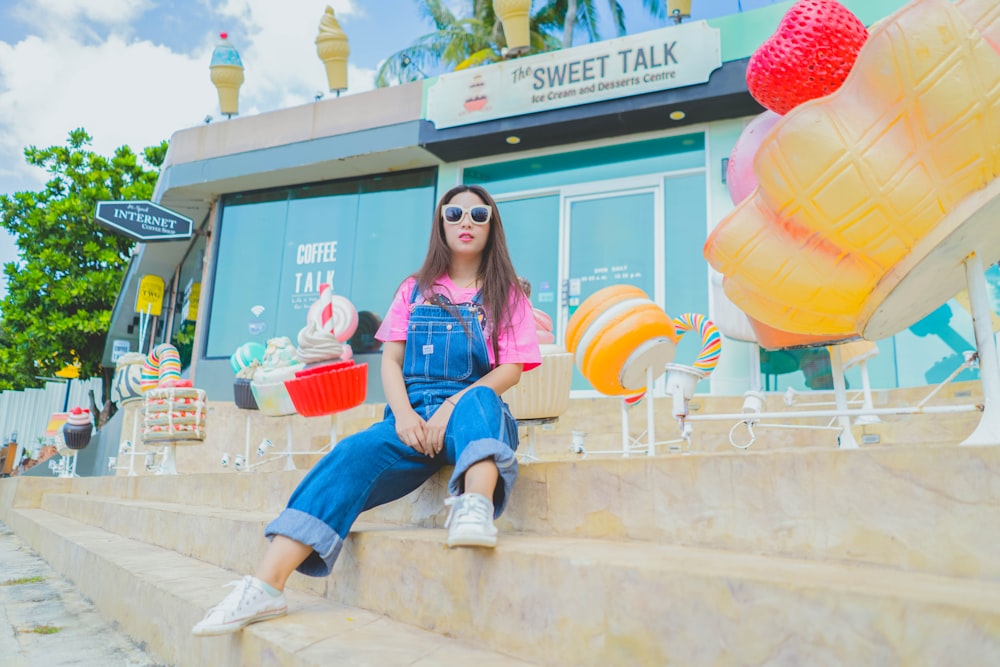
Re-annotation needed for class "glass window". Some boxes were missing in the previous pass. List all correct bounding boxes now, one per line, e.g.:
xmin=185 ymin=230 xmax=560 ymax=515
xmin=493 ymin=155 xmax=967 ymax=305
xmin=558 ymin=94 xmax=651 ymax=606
xmin=205 ymin=169 xmax=435 ymax=359
xmin=498 ymin=195 xmax=560 ymax=333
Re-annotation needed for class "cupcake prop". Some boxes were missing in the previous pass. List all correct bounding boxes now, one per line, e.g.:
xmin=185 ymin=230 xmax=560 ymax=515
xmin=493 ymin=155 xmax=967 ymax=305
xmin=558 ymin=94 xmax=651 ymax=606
xmin=251 ymin=337 xmax=304 ymax=416
xmin=231 ymin=342 xmax=266 ymax=410
xmin=284 ymin=285 xmax=367 ymax=416
xmin=62 ymin=406 xmax=93 ymax=450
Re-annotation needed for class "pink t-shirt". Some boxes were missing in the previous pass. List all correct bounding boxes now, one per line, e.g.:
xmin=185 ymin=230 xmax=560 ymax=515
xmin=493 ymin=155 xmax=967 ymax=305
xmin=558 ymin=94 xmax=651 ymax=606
xmin=375 ymin=275 xmax=541 ymax=372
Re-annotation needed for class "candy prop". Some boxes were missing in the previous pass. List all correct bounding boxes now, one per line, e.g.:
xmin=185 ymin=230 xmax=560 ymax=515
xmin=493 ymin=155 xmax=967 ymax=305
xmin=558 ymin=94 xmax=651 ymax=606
xmin=705 ymin=0 xmax=1000 ymax=339
xmin=231 ymin=342 xmax=266 ymax=374
xmin=566 ymin=285 xmax=679 ymax=396
xmin=746 ymin=0 xmax=868 ymax=115
xmin=726 ymin=111 xmax=781 ymax=206
xmin=140 ymin=343 xmax=182 ymax=392
xmin=671 ymin=313 xmax=722 ymax=375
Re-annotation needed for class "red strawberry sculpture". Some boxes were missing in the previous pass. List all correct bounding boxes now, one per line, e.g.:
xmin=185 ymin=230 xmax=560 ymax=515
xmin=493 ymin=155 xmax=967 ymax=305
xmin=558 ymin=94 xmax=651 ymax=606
xmin=746 ymin=0 xmax=868 ymax=115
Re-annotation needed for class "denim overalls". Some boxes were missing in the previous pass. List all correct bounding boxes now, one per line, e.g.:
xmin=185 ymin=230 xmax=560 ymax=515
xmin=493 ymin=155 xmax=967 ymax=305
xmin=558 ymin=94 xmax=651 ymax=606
xmin=265 ymin=287 xmax=520 ymax=577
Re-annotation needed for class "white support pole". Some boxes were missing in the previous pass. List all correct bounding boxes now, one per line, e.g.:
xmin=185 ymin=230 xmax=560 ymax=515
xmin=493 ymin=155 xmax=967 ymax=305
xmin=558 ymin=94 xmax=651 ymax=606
xmin=646 ymin=366 xmax=656 ymax=456
xmin=159 ymin=444 xmax=178 ymax=475
xmin=284 ymin=419 xmax=296 ymax=471
xmin=244 ymin=413 xmax=252 ymax=472
xmin=855 ymin=360 xmax=881 ymax=425
xmin=829 ymin=345 xmax=860 ymax=449
xmin=127 ymin=415 xmax=139 ymax=476
xmin=621 ymin=398 xmax=630 ymax=458
xmin=961 ymin=253 xmax=1000 ymax=446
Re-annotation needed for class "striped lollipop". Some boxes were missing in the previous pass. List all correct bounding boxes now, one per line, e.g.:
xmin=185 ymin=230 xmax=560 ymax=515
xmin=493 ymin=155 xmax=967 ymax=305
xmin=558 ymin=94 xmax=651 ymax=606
xmin=672 ymin=313 xmax=722 ymax=375
xmin=140 ymin=343 xmax=183 ymax=391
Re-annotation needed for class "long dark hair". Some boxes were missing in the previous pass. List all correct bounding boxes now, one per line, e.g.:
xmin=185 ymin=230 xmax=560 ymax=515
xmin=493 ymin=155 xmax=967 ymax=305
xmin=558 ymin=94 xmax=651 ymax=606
xmin=412 ymin=184 xmax=523 ymax=363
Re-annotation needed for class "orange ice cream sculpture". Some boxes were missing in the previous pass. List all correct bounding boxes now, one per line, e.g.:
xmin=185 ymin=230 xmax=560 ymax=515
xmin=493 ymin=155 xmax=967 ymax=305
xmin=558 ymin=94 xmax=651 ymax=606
xmin=706 ymin=0 xmax=1000 ymax=342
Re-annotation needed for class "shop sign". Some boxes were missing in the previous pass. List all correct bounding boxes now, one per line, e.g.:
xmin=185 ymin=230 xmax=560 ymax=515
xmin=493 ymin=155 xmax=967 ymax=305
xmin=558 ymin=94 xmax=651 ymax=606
xmin=111 ymin=339 xmax=131 ymax=363
xmin=135 ymin=275 xmax=165 ymax=316
xmin=95 ymin=200 xmax=193 ymax=242
xmin=181 ymin=282 xmax=201 ymax=322
xmin=427 ymin=21 xmax=721 ymax=129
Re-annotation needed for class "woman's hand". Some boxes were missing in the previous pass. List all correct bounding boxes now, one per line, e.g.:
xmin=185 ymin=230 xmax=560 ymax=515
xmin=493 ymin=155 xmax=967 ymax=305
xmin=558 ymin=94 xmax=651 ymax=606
xmin=424 ymin=400 xmax=454 ymax=456
xmin=394 ymin=409 xmax=430 ymax=456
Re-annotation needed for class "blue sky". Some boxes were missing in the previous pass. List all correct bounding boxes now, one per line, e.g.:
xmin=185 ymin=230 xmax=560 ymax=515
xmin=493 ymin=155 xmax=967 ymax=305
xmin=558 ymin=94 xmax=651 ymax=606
xmin=0 ymin=0 xmax=779 ymax=298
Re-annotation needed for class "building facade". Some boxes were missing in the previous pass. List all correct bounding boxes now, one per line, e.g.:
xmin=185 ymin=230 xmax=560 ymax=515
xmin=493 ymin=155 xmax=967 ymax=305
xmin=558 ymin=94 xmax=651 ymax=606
xmin=104 ymin=0 xmax=990 ymax=403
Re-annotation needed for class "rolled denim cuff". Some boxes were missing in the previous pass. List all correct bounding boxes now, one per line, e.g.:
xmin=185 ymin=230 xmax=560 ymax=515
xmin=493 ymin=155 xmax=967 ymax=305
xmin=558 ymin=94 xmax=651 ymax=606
xmin=264 ymin=507 xmax=344 ymax=578
xmin=450 ymin=437 xmax=518 ymax=517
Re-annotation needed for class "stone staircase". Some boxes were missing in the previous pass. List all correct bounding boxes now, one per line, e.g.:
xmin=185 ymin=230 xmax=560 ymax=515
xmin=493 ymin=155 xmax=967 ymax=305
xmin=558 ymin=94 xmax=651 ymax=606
xmin=1 ymin=388 xmax=999 ymax=665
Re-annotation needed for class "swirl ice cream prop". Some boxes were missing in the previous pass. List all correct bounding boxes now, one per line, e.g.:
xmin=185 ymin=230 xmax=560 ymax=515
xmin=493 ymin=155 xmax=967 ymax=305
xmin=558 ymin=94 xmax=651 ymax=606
xmin=705 ymin=0 xmax=1000 ymax=342
xmin=280 ymin=285 xmax=367 ymax=417
xmin=502 ymin=306 xmax=573 ymax=420
xmin=566 ymin=285 xmax=679 ymax=396
xmin=111 ymin=352 xmax=146 ymax=405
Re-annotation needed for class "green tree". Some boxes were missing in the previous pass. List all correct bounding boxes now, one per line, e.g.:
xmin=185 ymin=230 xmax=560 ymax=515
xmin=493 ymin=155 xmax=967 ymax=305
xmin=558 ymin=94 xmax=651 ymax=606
xmin=0 ymin=129 xmax=167 ymax=391
xmin=376 ymin=0 xmax=630 ymax=86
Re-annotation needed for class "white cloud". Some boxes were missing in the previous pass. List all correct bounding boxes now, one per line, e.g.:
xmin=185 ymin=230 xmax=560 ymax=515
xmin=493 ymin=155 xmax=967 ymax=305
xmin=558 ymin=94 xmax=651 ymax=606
xmin=12 ymin=0 xmax=154 ymax=35
xmin=0 ymin=33 xmax=215 ymax=186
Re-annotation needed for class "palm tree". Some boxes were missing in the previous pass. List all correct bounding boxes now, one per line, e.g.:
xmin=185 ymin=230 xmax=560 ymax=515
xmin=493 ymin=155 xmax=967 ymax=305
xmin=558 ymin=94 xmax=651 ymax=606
xmin=376 ymin=0 xmax=633 ymax=87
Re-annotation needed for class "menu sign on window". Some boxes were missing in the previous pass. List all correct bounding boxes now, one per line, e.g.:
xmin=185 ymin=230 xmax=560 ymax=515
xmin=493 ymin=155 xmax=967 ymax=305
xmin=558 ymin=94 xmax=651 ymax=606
xmin=427 ymin=21 xmax=721 ymax=129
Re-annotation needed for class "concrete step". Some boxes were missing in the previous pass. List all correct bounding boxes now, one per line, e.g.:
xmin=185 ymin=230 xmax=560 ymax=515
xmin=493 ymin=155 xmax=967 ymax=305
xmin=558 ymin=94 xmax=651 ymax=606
xmin=3 ymin=507 xmax=534 ymax=667
xmin=27 ymin=441 xmax=1000 ymax=580
xmin=9 ymin=505 xmax=1000 ymax=666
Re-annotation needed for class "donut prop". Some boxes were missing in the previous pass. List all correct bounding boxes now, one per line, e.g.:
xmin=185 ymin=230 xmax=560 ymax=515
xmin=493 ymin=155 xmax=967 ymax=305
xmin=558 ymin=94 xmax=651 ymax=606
xmin=141 ymin=343 xmax=182 ymax=392
xmin=671 ymin=313 xmax=722 ymax=376
xmin=565 ymin=285 xmax=679 ymax=396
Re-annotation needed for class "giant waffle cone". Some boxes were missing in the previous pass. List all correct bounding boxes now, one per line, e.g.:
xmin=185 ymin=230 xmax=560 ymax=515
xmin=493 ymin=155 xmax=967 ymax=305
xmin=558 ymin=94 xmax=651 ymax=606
xmin=493 ymin=0 xmax=531 ymax=51
xmin=705 ymin=0 xmax=1000 ymax=340
xmin=316 ymin=37 xmax=349 ymax=91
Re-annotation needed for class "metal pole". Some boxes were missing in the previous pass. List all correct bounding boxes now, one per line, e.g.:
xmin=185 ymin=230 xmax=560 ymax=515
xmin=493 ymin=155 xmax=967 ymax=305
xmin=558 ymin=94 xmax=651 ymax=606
xmin=961 ymin=253 xmax=1000 ymax=446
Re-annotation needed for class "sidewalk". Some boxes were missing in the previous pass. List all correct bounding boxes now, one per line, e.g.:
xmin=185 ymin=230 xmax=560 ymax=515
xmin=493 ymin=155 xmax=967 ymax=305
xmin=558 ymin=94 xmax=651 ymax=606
xmin=0 ymin=521 xmax=165 ymax=667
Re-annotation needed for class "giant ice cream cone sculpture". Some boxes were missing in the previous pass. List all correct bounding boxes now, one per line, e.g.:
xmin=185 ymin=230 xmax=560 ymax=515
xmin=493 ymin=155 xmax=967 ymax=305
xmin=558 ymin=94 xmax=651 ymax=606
xmin=315 ymin=6 xmax=349 ymax=92
xmin=210 ymin=32 xmax=244 ymax=117
xmin=493 ymin=0 xmax=531 ymax=53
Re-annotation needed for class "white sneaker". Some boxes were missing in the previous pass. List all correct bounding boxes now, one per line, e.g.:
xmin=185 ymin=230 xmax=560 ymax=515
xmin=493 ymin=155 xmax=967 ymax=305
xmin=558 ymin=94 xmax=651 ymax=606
xmin=444 ymin=493 xmax=498 ymax=548
xmin=192 ymin=575 xmax=287 ymax=636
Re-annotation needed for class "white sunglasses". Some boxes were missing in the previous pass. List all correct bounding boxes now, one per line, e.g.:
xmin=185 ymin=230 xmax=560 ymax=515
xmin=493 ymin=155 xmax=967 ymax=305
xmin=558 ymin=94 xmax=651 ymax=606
xmin=442 ymin=205 xmax=492 ymax=225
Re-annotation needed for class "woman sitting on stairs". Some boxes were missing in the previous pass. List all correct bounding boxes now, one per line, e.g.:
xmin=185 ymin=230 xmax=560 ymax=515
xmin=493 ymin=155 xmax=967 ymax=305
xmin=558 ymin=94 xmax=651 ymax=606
xmin=193 ymin=184 xmax=540 ymax=635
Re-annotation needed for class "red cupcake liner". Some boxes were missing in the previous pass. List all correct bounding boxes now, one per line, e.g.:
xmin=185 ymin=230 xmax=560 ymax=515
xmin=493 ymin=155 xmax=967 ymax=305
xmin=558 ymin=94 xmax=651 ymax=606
xmin=285 ymin=362 xmax=367 ymax=417
xmin=294 ymin=359 xmax=355 ymax=379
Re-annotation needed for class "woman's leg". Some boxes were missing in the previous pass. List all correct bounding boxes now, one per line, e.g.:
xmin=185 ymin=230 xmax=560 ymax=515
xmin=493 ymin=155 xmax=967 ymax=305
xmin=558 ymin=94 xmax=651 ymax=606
xmin=442 ymin=387 xmax=519 ymax=547
xmin=254 ymin=536 xmax=313 ymax=591
xmin=265 ymin=419 xmax=443 ymax=577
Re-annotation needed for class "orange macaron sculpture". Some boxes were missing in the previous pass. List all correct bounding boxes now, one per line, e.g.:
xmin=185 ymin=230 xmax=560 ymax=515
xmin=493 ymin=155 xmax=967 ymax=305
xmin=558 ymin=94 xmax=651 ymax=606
xmin=565 ymin=285 xmax=679 ymax=396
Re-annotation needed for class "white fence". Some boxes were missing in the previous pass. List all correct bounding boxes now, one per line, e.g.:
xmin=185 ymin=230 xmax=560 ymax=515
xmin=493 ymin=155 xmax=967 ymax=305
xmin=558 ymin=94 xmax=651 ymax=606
xmin=0 ymin=378 xmax=104 ymax=468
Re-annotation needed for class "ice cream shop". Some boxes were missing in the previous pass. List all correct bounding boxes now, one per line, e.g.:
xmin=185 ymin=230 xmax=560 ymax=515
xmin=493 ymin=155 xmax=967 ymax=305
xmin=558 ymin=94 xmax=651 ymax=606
xmin=102 ymin=0 xmax=1000 ymax=417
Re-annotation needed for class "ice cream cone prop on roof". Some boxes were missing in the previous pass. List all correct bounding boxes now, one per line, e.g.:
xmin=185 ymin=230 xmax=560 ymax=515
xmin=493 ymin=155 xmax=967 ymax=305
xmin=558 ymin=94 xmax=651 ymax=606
xmin=315 ymin=6 xmax=349 ymax=92
xmin=493 ymin=0 xmax=531 ymax=54
xmin=210 ymin=32 xmax=244 ymax=117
